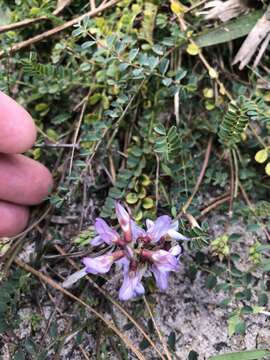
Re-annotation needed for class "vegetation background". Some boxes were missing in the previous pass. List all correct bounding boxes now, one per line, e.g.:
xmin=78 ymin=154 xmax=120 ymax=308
xmin=0 ymin=0 xmax=270 ymax=359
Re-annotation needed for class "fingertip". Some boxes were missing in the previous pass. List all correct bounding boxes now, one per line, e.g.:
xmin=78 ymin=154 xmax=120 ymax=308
xmin=31 ymin=161 xmax=54 ymax=205
xmin=0 ymin=154 xmax=53 ymax=205
xmin=0 ymin=201 xmax=29 ymax=238
xmin=0 ymin=91 xmax=37 ymax=154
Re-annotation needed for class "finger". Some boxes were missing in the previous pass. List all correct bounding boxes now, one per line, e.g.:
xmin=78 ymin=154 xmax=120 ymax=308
xmin=0 ymin=154 xmax=53 ymax=205
xmin=0 ymin=91 xmax=37 ymax=154
xmin=0 ymin=201 xmax=29 ymax=237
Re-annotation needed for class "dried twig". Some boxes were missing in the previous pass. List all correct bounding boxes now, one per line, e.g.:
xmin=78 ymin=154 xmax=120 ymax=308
xmin=0 ymin=0 xmax=120 ymax=59
xmin=175 ymin=137 xmax=213 ymax=219
xmin=0 ymin=0 xmax=72 ymax=34
xmin=143 ymin=296 xmax=172 ymax=360
xmin=69 ymin=89 xmax=91 ymax=176
xmin=90 ymin=0 xmax=96 ymax=10
xmin=197 ymin=193 xmax=231 ymax=219
xmin=0 ymin=17 xmax=47 ymax=34
xmin=15 ymin=257 xmax=146 ymax=360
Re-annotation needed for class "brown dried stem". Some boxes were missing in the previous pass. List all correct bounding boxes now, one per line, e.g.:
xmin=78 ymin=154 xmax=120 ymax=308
xmin=15 ymin=257 xmax=146 ymax=360
xmin=175 ymin=136 xmax=213 ymax=219
xmin=0 ymin=0 xmax=120 ymax=59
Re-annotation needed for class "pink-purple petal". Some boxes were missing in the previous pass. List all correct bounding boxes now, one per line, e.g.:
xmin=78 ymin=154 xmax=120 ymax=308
xmin=131 ymin=220 xmax=145 ymax=239
xmin=151 ymin=265 xmax=169 ymax=291
xmin=115 ymin=202 xmax=132 ymax=242
xmin=95 ymin=218 xmax=120 ymax=245
xmin=169 ymin=244 xmax=182 ymax=257
xmin=91 ymin=235 xmax=104 ymax=246
xmin=115 ymin=202 xmax=130 ymax=226
xmin=82 ymin=254 xmax=114 ymax=274
xmin=146 ymin=219 xmax=154 ymax=230
xmin=147 ymin=215 xmax=172 ymax=242
xmin=167 ymin=228 xmax=190 ymax=241
xmin=152 ymin=250 xmax=180 ymax=272
xmin=119 ymin=268 xmax=145 ymax=301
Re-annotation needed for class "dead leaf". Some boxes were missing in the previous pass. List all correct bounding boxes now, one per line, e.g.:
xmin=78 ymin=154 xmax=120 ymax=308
xmin=203 ymin=0 xmax=248 ymax=22
xmin=233 ymin=9 xmax=270 ymax=69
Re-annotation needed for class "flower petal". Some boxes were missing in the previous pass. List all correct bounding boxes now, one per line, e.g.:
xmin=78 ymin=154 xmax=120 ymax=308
xmin=115 ymin=256 xmax=130 ymax=269
xmin=91 ymin=235 xmax=103 ymax=246
xmin=167 ymin=229 xmax=190 ymax=241
xmin=152 ymin=249 xmax=180 ymax=272
xmin=131 ymin=220 xmax=145 ymax=240
xmin=95 ymin=218 xmax=120 ymax=245
xmin=147 ymin=215 xmax=172 ymax=242
xmin=119 ymin=268 xmax=145 ymax=301
xmin=135 ymin=282 xmax=145 ymax=296
xmin=82 ymin=254 xmax=114 ymax=274
xmin=151 ymin=265 xmax=169 ymax=291
xmin=171 ymin=220 xmax=179 ymax=231
xmin=62 ymin=268 xmax=88 ymax=288
xmin=115 ymin=202 xmax=132 ymax=242
xmin=146 ymin=218 xmax=154 ymax=230
xmin=169 ymin=244 xmax=182 ymax=257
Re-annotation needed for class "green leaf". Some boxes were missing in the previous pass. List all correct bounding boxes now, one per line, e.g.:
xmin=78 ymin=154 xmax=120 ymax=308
xmin=139 ymin=338 xmax=150 ymax=351
xmin=209 ymin=349 xmax=270 ymax=360
xmin=167 ymin=331 xmax=176 ymax=351
xmin=188 ymin=351 xmax=199 ymax=360
xmin=128 ymin=48 xmax=139 ymax=62
xmin=228 ymin=314 xmax=240 ymax=336
xmin=195 ymin=11 xmax=263 ymax=48
xmin=206 ymin=274 xmax=217 ymax=289
xmin=162 ymin=77 xmax=173 ymax=86
xmin=154 ymin=124 xmax=166 ymax=135
xmin=262 ymin=260 xmax=270 ymax=272
xmin=258 ymin=293 xmax=268 ymax=306
xmin=255 ymin=149 xmax=268 ymax=164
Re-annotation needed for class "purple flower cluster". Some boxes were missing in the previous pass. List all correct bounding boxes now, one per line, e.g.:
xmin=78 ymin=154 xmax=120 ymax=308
xmin=63 ymin=203 xmax=189 ymax=301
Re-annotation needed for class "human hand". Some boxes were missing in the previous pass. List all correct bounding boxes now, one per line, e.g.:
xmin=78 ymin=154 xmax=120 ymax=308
xmin=0 ymin=91 xmax=53 ymax=237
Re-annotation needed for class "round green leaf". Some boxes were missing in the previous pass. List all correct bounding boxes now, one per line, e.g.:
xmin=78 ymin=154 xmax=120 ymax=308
xmin=255 ymin=149 xmax=268 ymax=163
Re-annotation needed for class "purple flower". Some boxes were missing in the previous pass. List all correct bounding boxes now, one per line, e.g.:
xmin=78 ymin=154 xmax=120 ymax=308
xmin=115 ymin=202 xmax=132 ymax=243
xmin=134 ymin=215 xmax=172 ymax=243
xmin=169 ymin=244 xmax=182 ymax=258
xmin=146 ymin=218 xmax=189 ymax=242
xmin=119 ymin=263 xmax=145 ymax=301
xmin=151 ymin=265 xmax=170 ymax=291
xmin=142 ymin=248 xmax=180 ymax=291
xmin=151 ymin=249 xmax=180 ymax=272
xmin=82 ymin=250 xmax=124 ymax=275
xmin=146 ymin=215 xmax=172 ymax=242
xmin=92 ymin=218 xmax=120 ymax=246
xmin=63 ymin=201 xmax=190 ymax=300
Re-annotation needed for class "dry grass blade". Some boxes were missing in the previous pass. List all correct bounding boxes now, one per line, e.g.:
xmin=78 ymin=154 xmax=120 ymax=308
xmin=197 ymin=193 xmax=231 ymax=219
xmin=69 ymin=89 xmax=91 ymax=176
xmin=0 ymin=0 xmax=121 ymax=58
xmin=15 ymin=258 xmax=146 ymax=360
xmin=203 ymin=0 xmax=248 ymax=22
xmin=55 ymin=244 xmax=166 ymax=360
xmin=233 ymin=9 xmax=270 ymax=69
xmin=175 ymin=136 xmax=213 ymax=219
xmin=143 ymin=296 xmax=172 ymax=360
